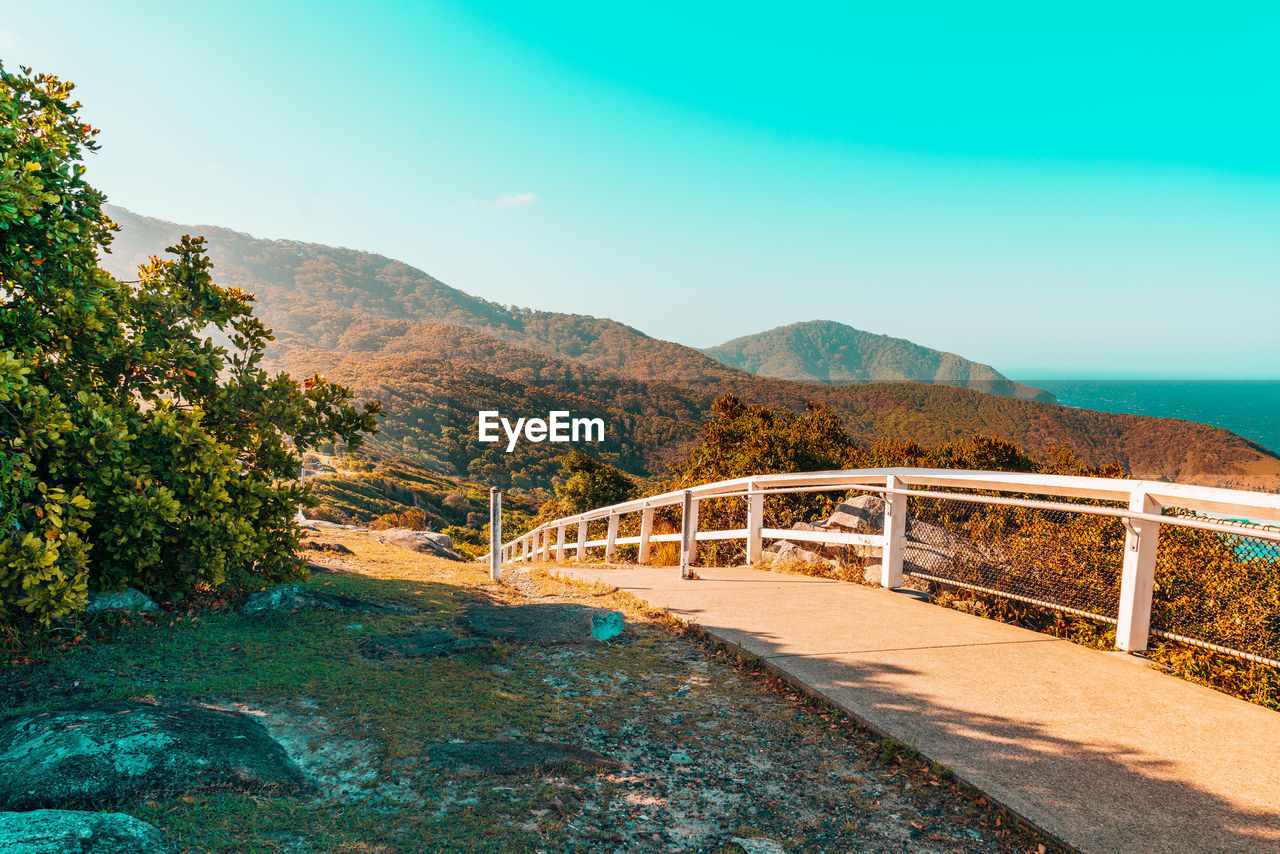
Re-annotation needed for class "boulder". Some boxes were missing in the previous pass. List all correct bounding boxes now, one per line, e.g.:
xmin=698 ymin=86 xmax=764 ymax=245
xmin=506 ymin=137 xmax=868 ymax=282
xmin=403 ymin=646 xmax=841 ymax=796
xmin=903 ymin=519 xmax=991 ymax=574
xmin=0 ymin=810 xmax=168 ymax=854
xmin=361 ymin=629 xmax=493 ymax=661
xmin=298 ymin=519 xmax=362 ymax=532
xmin=85 ymin=589 xmax=158 ymax=613
xmin=463 ymin=604 xmax=626 ymax=645
xmin=425 ymin=740 xmax=620 ymax=775
xmin=0 ymin=702 xmax=313 ymax=810
xmin=762 ymin=540 xmax=841 ymax=570
xmin=377 ymin=529 xmax=466 ymax=562
xmin=240 ymin=584 xmax=415 ymax=615
xmin=420 ymin=532 xmax=454 ymax=551
xmin=824 ymin=495 xmax=885 ymax=534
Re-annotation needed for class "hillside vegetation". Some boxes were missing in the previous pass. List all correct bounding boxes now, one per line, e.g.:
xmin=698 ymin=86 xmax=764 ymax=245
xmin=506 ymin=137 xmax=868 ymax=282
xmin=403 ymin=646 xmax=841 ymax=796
xmin=99 ymin=207 xmax=1280 ymax=495
xmin=702 ymin=320 xmax=1055 ymax=401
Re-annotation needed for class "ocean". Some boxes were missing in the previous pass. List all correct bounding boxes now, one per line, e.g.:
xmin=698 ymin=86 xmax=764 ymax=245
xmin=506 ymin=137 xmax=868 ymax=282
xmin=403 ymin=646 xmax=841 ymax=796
xmin=1029 ymin=380 xmax=1280 ymax=457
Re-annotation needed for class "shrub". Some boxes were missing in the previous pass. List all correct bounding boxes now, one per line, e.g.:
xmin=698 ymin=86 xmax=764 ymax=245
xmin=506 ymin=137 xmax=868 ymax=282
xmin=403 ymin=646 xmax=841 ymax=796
xmin=0 ymin=64 xmax=379 ymax=623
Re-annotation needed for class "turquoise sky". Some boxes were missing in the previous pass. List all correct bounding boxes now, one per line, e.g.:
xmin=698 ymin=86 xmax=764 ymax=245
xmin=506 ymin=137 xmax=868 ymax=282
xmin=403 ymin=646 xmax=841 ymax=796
xmin=4 ymin=2 xmax=1278 ymax=378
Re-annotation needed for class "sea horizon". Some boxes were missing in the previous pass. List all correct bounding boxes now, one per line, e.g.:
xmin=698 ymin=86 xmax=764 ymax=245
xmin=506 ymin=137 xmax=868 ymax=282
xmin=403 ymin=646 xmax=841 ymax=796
xmin=1024 ymin=378 xmax=1280 ymax=457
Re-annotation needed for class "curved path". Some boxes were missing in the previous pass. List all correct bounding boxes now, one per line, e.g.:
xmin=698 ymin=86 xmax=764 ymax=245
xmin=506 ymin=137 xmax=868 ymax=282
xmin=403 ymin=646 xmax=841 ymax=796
xmin=549 ymin=563 xmax=1280 ymax=854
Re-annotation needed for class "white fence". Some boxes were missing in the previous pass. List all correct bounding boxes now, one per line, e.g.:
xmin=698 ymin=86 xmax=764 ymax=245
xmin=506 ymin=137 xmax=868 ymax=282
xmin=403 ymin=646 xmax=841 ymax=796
xmin=492 ymin=468 xmax=1280 ymax=664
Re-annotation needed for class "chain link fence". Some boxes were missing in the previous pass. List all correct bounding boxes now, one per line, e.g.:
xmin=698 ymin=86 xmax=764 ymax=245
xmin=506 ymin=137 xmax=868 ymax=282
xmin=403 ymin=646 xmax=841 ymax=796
xmin=901 ymin=495 xmax=1127 ymax=623
xmin=1150 ymin=511 xmax=1280 ymax=667
xmin=890 ymin=495 xmax=1280 ymax=667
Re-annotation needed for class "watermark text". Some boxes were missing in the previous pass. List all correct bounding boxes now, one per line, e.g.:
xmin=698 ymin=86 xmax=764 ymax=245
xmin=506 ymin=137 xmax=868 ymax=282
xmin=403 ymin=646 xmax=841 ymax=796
xmin=478 ymin=410 xmax=605 ymax=452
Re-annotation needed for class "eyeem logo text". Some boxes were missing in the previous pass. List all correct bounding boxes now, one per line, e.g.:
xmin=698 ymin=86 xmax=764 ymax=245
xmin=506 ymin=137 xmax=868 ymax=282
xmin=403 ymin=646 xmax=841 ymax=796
xmin=477 ymin=410 xmax=605 ymax=453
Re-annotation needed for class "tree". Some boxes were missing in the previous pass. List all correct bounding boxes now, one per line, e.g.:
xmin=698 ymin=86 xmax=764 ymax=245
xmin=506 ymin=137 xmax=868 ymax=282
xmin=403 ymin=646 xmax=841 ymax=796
xmin=671 ymin=394 xmax=856 ymax=487
xmin=542 ymin=450 xmax=637 ymax=518
xmin=0 ymin=63 xmax=379 ymax=623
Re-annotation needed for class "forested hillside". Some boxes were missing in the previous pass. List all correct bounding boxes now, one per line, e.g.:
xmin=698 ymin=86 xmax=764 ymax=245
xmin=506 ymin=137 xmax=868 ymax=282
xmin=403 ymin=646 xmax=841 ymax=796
xmin=99 ymin=207 xmax=1280 ymax=494
xmin=702 ymin=320 xmax=1055 ymax=401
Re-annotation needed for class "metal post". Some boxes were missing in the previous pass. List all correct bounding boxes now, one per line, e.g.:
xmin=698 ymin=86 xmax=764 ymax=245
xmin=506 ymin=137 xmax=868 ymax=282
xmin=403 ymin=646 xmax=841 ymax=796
xmin=488 ymin=488 xmax=502 ymax=582
xmin=881 ymin=474 xmax=906 ymax=588
xmin=605 ymin=513 xmax=619 ymax=561
xmin=745 ymin=479 xmax=763 ymax=565
xmin=576 ymin=520 xmax=588 ymax=562
xmin=638 ymin=506 xmax=654 ymax=565
xmin=1116 ymin=491 xmax=1161 ymax=652
xmin=680 ymin=490 xmax=698 ymax=579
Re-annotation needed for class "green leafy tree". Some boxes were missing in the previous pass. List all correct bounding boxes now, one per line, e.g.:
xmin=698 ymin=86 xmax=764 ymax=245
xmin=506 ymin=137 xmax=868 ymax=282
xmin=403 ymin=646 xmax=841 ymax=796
xmin=0 ymin=64 xmax=379 ymax=623
xmin=671 ymin=394 xmax=856 ymax=487
xmin=541 ymin=450 xmax=637 ymax=518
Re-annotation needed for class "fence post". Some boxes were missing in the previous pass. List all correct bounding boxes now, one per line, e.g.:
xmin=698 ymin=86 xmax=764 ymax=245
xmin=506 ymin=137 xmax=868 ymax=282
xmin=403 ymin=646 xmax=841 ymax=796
xmin=605 ymin=513 xmax=619 ymax=561
xmin=555 ymin=525 xmax=566 ymax=561
xmin=521 ymin=535 xmax=529 ymax=563
xmin=745 ymin=479 xmax=763 ymax=565
xmin=576 ymin=520 xmax=588 ymax=562
xmin=538 ymin=528 xmax=548 ymax=562
xmin=1116 ymin=490 xmax=1162 ymax=653
xmin=680 ymin=490 xmax=698 ymax=579
xmin=488 ymin=488 xmax=502 ymax=582
xmin=881 ymin=474 xmax=906 ymax=588
xmin=638 ymin=506 xmax=654 ymax=564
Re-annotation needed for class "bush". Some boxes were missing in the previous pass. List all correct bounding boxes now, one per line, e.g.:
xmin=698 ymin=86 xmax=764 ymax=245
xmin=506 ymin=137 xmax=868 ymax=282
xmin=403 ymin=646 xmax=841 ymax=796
xmin=0 ymin=64 xmax=379 ymax=624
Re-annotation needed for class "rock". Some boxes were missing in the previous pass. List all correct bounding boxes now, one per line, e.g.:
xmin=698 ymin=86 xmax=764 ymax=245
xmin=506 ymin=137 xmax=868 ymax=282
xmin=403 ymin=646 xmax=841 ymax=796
xmin=377 ymin=529 xmax=466 ymax=562
xmin=903 ymin=520 xmax=991 ymax=574
xmin=0 ymin=810 xmax=169 ymax=853
xmin=302 ymin=541 xmax=354 ymax=555
xmin=85 ymin=589 xmax=158 ymax=613
xmin=731 ymin=837 xmax=788 ymax=854
xmin=424 ymin=740 xmax=620 ymax=775
xmin=240 ymin=584 xmax=415 ymax=615
xmin=462 ymin=604 xmax=626 ymax=645
xmin=298 ymin=519 xmax=362 ymax=532
xmin=762 ymin=540 xmax=841 ymax=570
xmin=824 ymin=495 xmax=886 ymax=534
xmin=420 ymin=531 xmax=453 ymax=551
xmin=361 ymin=629 xmax=493 ymax=661
xmin=0 ymin=702 xmax=313 ymax=810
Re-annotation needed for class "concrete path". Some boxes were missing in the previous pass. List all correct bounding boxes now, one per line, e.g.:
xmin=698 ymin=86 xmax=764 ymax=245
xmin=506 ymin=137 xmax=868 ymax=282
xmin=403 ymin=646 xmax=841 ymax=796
xmin=547 ymin=564 xmax=1280 ymax=854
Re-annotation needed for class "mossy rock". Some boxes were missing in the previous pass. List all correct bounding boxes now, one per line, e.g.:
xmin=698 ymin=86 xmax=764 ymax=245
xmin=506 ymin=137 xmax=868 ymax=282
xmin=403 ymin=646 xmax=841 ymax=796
xmin=462 ymin=604 xmax=625 ymax=646
xmin=0 ymin=702 xmax=314 ymax=811
xmin=0 ymin=809 xmax=169 ymax=853
xmin=240 ymin=584 xmax=415 ymax=615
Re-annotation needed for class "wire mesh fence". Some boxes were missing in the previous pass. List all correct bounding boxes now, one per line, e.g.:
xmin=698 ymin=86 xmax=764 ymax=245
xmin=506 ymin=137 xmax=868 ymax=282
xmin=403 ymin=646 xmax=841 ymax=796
xmin=902 ymin=494 xmax=1127 ymax=623
xmin=1151 ymin=511 xmax=1280 ymax=667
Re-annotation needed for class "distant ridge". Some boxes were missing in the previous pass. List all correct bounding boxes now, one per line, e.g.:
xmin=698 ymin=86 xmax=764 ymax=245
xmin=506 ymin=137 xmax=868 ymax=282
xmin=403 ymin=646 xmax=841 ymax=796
xmin=97 ymin=206 xmax=1280 ymax=493
xmin=702 ymin=320 xmax=1055 ymax=402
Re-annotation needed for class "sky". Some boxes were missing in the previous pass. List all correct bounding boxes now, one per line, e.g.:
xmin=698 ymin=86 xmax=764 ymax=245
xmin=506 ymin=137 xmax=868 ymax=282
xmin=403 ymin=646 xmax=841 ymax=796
xmin=3 ymin=1 xmax=1278 ymax=378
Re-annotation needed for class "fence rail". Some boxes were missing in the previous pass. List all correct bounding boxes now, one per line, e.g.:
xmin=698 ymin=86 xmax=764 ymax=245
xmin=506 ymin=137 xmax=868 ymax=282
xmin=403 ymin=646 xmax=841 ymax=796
xmin=490 ymin=468 xmax=1280 ymax=666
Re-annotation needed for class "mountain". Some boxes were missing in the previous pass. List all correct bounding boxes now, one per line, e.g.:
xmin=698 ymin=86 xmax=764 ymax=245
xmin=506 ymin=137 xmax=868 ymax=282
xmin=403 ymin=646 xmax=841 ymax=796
xmin=702 ymin=320 xmax=1054 ymax=402
xmin=97 ymin=206 xmax=1280 ymax=494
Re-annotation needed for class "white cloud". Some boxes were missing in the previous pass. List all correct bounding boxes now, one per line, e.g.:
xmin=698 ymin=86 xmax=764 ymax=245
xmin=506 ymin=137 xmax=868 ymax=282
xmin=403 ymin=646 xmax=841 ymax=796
xmin=487 ymin=192 xmax=537 ymax=210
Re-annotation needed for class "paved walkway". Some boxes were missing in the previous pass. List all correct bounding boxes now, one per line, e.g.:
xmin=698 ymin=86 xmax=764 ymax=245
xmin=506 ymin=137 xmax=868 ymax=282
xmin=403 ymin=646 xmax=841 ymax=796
xmin=546 ymin=564 xmax=1280 ymax=854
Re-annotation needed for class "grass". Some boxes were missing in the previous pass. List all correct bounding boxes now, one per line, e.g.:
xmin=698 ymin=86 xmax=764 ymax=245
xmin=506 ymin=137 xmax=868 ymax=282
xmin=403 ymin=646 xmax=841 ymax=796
xmin=0 ymin=531 xmax=1058 ymax=853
